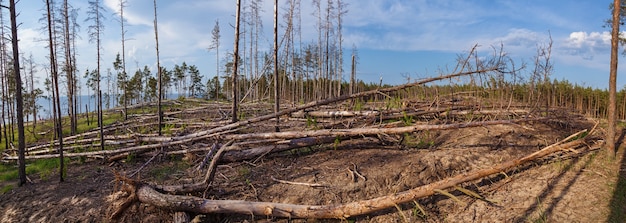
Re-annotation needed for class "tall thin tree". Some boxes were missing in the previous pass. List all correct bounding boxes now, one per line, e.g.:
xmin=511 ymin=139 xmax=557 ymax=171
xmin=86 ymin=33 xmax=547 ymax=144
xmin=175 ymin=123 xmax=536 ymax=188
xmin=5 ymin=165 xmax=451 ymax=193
xmin=9 ymin=0 xmax=26 ymax=186
xmin=118 ymin=0 xmax=127 ymax=99
xmin=153 ymin=0 xmax=163 ymax=135
xmin=232 ymin=0 xmax=241 ymax=123
xmin=208 ymin=20 xmax=220 ymax=100
xmin=46 ymin=0 xmax=64 ymax=182
xmin=273 ymin=0 xmax=279 ymax=131
xmin=609 ymin=0 xmax=620 ymax=156
xmin=86 ymin=0 xmax=106 ymax=150
xmin=62 ymin=0 xmax=77 ymax=135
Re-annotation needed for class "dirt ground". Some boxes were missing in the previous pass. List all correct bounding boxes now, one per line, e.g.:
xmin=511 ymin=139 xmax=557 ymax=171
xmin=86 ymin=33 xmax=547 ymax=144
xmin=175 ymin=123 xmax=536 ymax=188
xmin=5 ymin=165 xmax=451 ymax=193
xmin=1 ymin=108 xmax=625 ymax=222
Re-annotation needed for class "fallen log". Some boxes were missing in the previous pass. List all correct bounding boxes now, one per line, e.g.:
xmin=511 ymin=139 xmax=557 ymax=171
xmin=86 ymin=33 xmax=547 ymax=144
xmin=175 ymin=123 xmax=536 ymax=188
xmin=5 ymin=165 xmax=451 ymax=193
xmin=2 ymin=117 xmax=541 ymax=161
xmin=221 ymin=136 xmax=338 ymax=162
xmin=11 ymin=68 xmax=499 ymax=162
xmin=226 ymin=118 xmax=545 ymax=141
xmin=119 ymin=129 xmax=595 ymax=219
xmin=291 ymin=110 xmax=380 ymax=118
xmin=170 ymin=67 xmax=500 ymax=142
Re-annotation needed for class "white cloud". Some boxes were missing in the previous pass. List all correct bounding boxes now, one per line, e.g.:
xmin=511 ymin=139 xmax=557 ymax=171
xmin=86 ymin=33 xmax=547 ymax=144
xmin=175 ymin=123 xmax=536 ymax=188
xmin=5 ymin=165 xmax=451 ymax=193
xmin=103 ymin=0 xmax=152 ymax=26
xmin=561 ymin=31 xmax=611 ymax=60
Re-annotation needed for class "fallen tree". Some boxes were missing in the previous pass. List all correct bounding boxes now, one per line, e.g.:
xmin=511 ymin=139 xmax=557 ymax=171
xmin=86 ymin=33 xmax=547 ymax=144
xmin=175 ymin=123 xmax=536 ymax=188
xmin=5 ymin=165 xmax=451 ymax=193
xmin=3 ymin=117 xmax=542 ymax=161
xmin=112 ymin=128 xmax=599 ymax=219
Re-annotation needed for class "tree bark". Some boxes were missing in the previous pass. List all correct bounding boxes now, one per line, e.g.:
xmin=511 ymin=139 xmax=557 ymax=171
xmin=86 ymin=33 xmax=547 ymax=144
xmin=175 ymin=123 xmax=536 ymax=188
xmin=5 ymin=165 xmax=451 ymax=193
xmin=608 ymin=0 xmax=620 ymax=157
xmin=154 ymin=0 xmax=163 ymax=135
xmin=273 ymin=0 xmax=280 ymax=132
xmin=9 ymin=0 xmax=26 ymax=186
xmin=232 ymin=0 xmax=241 ymax=123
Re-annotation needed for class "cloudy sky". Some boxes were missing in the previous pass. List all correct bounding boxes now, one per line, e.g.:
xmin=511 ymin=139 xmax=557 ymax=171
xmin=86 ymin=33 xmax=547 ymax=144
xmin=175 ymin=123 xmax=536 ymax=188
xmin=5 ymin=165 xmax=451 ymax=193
xmin=13 ymin=0 xmax=623 ymax=94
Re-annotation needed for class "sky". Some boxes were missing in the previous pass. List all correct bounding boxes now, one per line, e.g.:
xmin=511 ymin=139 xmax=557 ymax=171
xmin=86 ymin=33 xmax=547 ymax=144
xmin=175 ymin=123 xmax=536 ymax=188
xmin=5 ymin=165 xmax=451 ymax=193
xmin=12 ymin=0 xmax=625 ymax=95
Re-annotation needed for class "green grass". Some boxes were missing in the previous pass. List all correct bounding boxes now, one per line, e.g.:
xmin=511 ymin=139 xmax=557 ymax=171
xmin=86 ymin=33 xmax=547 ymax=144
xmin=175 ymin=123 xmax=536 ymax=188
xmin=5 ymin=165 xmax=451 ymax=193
xmin=148 ymin=160 xmax=190 ymax=181
xmin=0 ymin=164 xmax=18 ymax=182
xmin=402 ymin=132 xmax=434 ymax=149
xmin=0 ymin=184 xmax=14 ymax=194
xmin=0 ymin=158 xmax=66 ymax=183
xmin=0 ymin=110 xmax=125 ymax=153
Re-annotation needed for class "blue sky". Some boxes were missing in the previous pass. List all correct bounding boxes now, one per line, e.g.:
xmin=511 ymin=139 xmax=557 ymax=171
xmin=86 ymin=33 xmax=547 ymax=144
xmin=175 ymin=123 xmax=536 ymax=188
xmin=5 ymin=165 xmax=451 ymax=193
xmin=14 ymin=0 xmax=624 ymax=95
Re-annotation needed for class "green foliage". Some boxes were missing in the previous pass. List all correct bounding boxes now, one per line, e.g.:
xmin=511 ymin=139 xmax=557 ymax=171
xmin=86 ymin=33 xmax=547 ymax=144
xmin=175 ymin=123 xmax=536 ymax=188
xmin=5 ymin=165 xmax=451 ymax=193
xmin=0 ymin=184 xmax=14 ymax=194
xmin=0 ymin=164 xmax=18 ymax=182
xmin=148 ymin=161 xmax=190 ymax=181
xmin=353 ymin=99 xmax=364 ymax=111
xmin=385 ymin=96 xmax=403 ymax=110
xmin=401 ymin=112 xmax=414 ymax=126
xmin=0 ymin=158 xmax=67 ymax=183
xmin=306 ymin=116 xmax=318 ymax=129
xmin=126 ymin=153 xmax=136 ymax=163
xmin=163 ymin=123 xmax=175 ymax=135
xmin=333 ymin=136 xmax=341 ymax=150
xmin=412 ymin=201 xmax=428 ymax=219
xmin=402 ymin=132 xmax=434 ymax=149
xmin=237 ymin=166 xmax=251 ymax=181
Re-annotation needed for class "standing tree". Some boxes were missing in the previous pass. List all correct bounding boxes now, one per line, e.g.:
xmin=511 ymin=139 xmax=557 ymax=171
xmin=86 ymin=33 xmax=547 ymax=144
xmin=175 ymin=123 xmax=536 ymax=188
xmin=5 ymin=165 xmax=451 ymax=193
xmin=46 ymin=0 xmax=65 ymax=182
xmin=113 ymin=53 xmax=127 ymax=119
xmin=9 ymin=0 xmax=26 ymax=186
xmin=350 ymin=44 xmax=358 ymax=96
xmin=153 ymin=0 xmax=163 ymax=135
xmin=273 ymin=0 xmax=279 ymax=131
xmin=208 ymin=20 xmax=221 ymax=100
xmin=608 ymin=0 xmax=620 ymax=156
xmin=118 ymin=0 xmax=128 ymax=101
xmin=232 ymin=0 xmax=242 ymax=123
xmin=62 ymin=0 xmax=77 ymax=135
xmin=188 ymin=65 xmax=204 ymax=98
xmin=24 ymin=53 xmax=42 ymax=131
xmin=86 ymin=0 xmax=106 ymax=150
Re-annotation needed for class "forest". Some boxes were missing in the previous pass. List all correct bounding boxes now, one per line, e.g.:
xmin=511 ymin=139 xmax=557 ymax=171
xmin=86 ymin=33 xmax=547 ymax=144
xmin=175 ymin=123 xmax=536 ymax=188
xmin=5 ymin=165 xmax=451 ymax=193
xmin=0 ymin=0 xmax=624 ymax=222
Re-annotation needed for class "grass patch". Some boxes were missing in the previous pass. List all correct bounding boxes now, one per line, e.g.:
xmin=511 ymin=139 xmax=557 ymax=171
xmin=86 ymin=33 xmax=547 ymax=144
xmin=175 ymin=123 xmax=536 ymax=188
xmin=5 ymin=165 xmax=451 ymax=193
xmin=402 ymin=132 xmax=435 ymax=149
xmin=0 ymin=158 xmax=66 ymax=183
xmin=0 ymin=165 xmax=18 ymax=182
xmin=148 ymin=160 xmax=190 ymax=181
xmin=1 ymin=184 xmax=14 ymax=194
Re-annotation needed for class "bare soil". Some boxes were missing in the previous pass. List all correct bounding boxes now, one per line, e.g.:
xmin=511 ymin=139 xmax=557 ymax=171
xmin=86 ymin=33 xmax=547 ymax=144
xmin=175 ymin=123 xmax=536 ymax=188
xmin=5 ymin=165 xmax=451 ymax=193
xmin=1 ymin=106 xmax=625 ymax=222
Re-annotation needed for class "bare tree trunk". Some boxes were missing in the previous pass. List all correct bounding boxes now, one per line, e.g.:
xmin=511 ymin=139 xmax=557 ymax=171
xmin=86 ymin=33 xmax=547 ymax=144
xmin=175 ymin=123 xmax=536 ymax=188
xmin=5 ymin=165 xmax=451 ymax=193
xmin=153 ymin=0 xmax=162 ymax=135
xmin=9 ymin=0 xmax=26 ymax=186
xmin=63 ymin=0 xmax=76 ymax=136
xmin=46 ymin=0 xmax=64 ymax=182
xmin=0 ymin=16 xmax=6 ymax=150
xmin=232 ymin=0 xmax=241 ymax=123
xmin=608 ymin=0 xmax=620 ymax=157
xmin=350 ymin=54 xmax=355 ymax=96
xmin=273 ymin=0 xmax=279 ymax=132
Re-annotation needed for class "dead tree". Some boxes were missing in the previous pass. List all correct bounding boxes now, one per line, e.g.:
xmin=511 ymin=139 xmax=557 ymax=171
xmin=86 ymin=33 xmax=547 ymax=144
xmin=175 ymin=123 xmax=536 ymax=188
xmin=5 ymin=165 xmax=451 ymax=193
xmin=153 ymin=0 xmax=162 ymax=135
xmin=46 ymin=0 xmax=65 ymax=182
xmin=62 ymin=0 xmax=77 ymax=135
xmin=9 ymin=0 xmax=26 ymax=186
xmin=273 ymin=0 xmax=279 ymax=131
xmin=208 ymin=20 xmax=220 ymax=100
xmin=232 ymin=0 xmax=241 ymax=123
xmin=86 ymin=0 xmax=106 ymax=150
xmin=114 ymin=130 xmax=597 ymax=219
